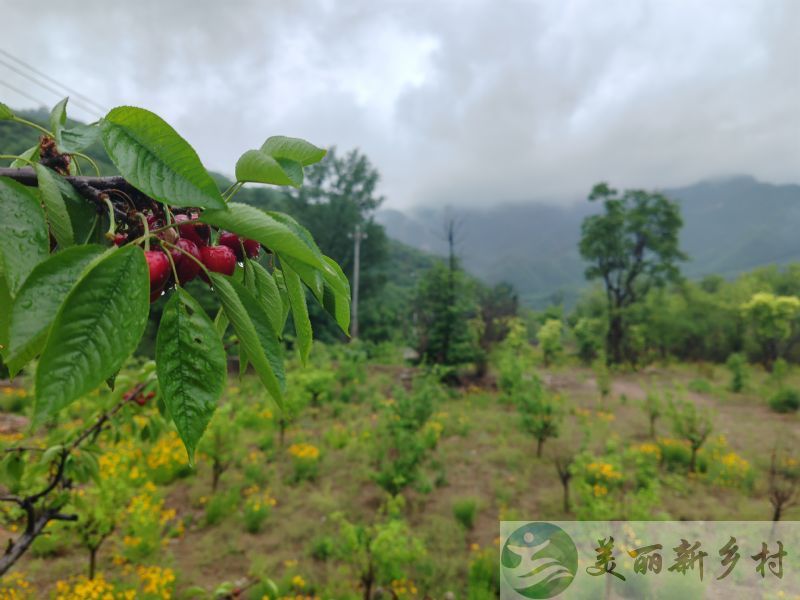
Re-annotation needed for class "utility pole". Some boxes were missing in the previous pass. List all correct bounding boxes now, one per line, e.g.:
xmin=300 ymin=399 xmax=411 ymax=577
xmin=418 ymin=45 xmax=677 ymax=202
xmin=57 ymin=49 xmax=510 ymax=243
xmin=349 ymin=224 xmax=367 ymax=339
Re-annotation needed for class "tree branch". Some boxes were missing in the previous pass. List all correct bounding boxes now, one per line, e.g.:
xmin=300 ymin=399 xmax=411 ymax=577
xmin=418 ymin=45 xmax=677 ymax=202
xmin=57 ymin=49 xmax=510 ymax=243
xmin=0 ymin=391 xmax=137 ymax=576
xmin=0 ymin=167 xmax=152 ymax=215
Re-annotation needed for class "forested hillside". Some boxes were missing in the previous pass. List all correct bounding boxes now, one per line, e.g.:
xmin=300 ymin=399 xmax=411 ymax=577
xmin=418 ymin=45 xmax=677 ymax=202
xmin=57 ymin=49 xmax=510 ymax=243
xmin=379 ymin=176 xmax=800 ymax=307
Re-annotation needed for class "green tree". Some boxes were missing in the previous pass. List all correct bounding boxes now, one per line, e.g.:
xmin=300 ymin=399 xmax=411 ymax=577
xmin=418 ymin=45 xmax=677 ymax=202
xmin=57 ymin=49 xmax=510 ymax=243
xmin=579 ymin=183 xmax=686 ymax=365
xmin=515 ymin=375 xmax=563 ymax=457
xmin=726 ymin=353 xmax=749 ymax=392
xmin=572 ymin=316 xmax=605 ymax=365
xmin=741 ymin=292 xmax=800 ymax=370
xmin=413 ymin=261 xmax=482 ymax=369
xmin=537 ymin=318 xmax=563 ymax=367
xmin=669 ymin=399 xmax=713 ymax=473
xmin=476 ymin=282 xmax=518 ymax=376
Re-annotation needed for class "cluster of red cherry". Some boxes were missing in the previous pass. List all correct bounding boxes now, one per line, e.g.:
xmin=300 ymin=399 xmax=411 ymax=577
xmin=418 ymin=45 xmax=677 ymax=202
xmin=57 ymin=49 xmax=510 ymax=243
xmin=116 ymin=212 xmax=261 ymax=302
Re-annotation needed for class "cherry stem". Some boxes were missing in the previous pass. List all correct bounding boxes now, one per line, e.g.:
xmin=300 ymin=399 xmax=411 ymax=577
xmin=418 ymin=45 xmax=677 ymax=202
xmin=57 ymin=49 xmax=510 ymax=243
xmin=71 ymin=152 xmax=100 ymax=176
xmin=11 ymin=116 xmax=51 ymax=138
xmin=138 ymin=213 xmax=150 ymax=252
xmin=164 ymin=244 xmax=180 ymax=287
xmin=146 ymin=217 xmax=202 ymax=237
xmin=0 ymin=154 xmax=34 ymax=165
xmin=102 ymin=197 xmax=116 ymax=241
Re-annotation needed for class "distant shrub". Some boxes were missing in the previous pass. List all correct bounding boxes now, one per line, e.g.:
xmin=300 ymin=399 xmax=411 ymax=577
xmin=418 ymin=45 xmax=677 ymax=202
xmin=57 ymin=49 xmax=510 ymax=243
xmin=453 ymin=498 xmax=478 ymax=530
xmin=537 ymin=318 xmax=563 ymax=366
xmin=687 ymin=378 xmax=713 ymax=394
xmin=769 ymin=388 xmax=800 ymax=413
xmin=242 ymin=488 xmax=276 ymax=534
xmin=657 ymin=438 xmax=693 ymax=472
xmin=726 ymin=353 xmax=748 ymax=393
xmin=467 ymin=546 xmax=499 ymax=600
xmin=288 ymin=443 xmax=321 ymax=483
xmin=770 ymin=358 xmax=790 ymax=389
xmin=204 ymin=489 xmax=238 ymax=526
xmin=593 ymin=358 xmax=611 ymax=399
xmin=310 ymin=535 xmax=335 ymax=561
xmin=702 ymin=437 xmax=755 ymax=490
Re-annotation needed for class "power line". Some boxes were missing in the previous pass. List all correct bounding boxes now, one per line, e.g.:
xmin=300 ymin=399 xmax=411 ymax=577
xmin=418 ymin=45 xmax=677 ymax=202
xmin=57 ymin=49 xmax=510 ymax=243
xmin=0 ymin=58 xmax=101 ymax=120
xmin=0 ymin=79 xmax=49 ymax=108
xmin=0 ymin=49 xmax=106 ymax=113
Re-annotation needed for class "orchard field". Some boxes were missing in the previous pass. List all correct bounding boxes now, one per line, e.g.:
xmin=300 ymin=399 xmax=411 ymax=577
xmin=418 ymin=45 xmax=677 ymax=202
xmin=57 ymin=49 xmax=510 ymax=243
xmin=1 ymin=337 xmax=798 ymax=598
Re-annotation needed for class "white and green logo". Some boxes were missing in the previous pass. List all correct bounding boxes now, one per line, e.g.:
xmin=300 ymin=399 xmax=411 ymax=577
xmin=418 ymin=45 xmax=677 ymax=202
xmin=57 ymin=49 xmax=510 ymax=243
xmin=501 ymin=522 xmax=578 ymax=599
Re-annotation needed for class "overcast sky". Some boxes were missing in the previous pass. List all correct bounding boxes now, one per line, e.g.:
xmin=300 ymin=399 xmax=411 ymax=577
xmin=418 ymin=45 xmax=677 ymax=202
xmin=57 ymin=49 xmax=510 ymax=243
xmin=2 ymin=0 xmax=799 ymax=208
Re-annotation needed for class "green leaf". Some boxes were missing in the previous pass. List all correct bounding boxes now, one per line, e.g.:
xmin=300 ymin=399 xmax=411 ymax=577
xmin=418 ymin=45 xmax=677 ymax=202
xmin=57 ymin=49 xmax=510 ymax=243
xmin=34 ymin=164 xmax=74 ymax=248
xmin=6 ymin=245 xmax=104 ymax=376
xmin=54 ymin=177 xmax=98 ymax=244
xmin=156 ymin=288 xmax=226 ymax=464
xmin=2 ymin=454 xmax=24 ymax=489
xmin=281 ymin=262 xmax=312 ymax=364
xmin=0 ymin=102 xmax=13 ymax=121
xmin=34 ymin=245 xmax=149 ymax=423
xmin=235 ymin=149 xmax=303 ymax=187
xmin=238 ymin=339 xmax=249 ymax=378
xmin=60 ymin=123 xmax=101 ymax=154
xmin=0 ymin=176 xmax=49 ymax=297
xmin=100 ymin=106 xmax=225 ymax=209
xmin=260 ymin=136 xmax=327 ymax=166
xmin=210 ymin=273 xmax=284 ymax=408
xmin=10 ymin=145 xmax=39 ymax=168
xmin=280 ymin=254 xmax=350 ymax=336
xmin=266 ymin=211 xmax=350 ymax=301
xmin=280 ymin=256 xmax=324 ymax=303
xmin=273 ymin=269 xmax=291 ymax=332
xmin=321 ymin=256 xmax=351 ymax=334
xmin=200 ymin=203 xmax=329 ymax=272
xmin=213 ymin=308 xmax=229 ymax=338
xmin=0 ymin=265 xmax=10 ymax=359
xmin=251 ymin=262 xmax=284 ymax=335
xmin=49 ymin=97 xmax=68 ymax=143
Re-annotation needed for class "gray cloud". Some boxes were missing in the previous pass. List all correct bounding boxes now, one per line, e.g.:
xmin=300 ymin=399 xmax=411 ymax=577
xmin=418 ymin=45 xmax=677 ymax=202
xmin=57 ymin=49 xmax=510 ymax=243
xmin=3 ymin=0 xmax=798 ymax=208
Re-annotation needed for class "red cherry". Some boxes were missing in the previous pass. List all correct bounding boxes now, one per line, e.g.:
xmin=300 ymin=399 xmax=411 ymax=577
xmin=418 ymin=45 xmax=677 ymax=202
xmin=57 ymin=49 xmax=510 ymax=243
xmin=113 ymin=233 xmax=127 ymax=246
xmin=145 ymin=250 xmax=171 ymax=303
xmin=171 ymin=238 xmax=202 ymax=284
xmin=200 ymin=245 xmax=236 ymax=281
xmin=243 ymin=239 xmax=261 ymax=259
xmin=175 ymin=213 xmax=210 ymax=246
xmin=218 ymin=231 xmax=242 ymax=259
xmin=219 ymin=231 xmax=261 ymax=260
xmin=146 ymin=213 xmax=160 ymax=230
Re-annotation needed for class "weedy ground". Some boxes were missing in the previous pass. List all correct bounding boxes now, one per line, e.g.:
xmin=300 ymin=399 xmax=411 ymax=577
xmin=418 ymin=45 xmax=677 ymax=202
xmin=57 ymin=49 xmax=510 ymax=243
xmin=6 ymin=358 xmax=799 ymax=597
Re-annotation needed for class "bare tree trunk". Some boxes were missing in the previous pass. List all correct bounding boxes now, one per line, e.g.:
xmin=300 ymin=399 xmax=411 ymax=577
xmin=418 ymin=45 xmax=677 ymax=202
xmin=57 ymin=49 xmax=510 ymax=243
xmin=607 ymin=313 xmax=625 ymax=365
xmin=89 ymin=545 xmax=98 ymax=580
xmin=772 ymin=503 xmax=782 ymax=523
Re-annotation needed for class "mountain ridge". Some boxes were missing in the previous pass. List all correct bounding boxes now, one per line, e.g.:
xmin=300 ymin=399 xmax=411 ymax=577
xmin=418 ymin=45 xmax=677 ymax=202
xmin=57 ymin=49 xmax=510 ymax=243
xmin=377 ymin=176 xmax=800 ymax=307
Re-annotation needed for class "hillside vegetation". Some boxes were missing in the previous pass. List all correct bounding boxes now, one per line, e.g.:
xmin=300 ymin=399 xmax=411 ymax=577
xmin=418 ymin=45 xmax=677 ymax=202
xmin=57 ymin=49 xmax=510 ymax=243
xmin=379 ymin=176 xmax=800 ymax=307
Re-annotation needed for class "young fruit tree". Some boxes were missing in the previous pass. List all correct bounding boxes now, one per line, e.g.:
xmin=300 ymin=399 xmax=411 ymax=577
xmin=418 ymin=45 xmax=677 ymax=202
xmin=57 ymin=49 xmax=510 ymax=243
xmin=0 ymin=99 xmax=349 ymax=573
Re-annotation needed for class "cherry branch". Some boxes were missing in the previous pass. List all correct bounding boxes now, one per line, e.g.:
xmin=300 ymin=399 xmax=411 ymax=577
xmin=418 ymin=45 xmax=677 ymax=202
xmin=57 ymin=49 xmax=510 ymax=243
xmin=0 ymin=167 xmax=153 ymax=218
